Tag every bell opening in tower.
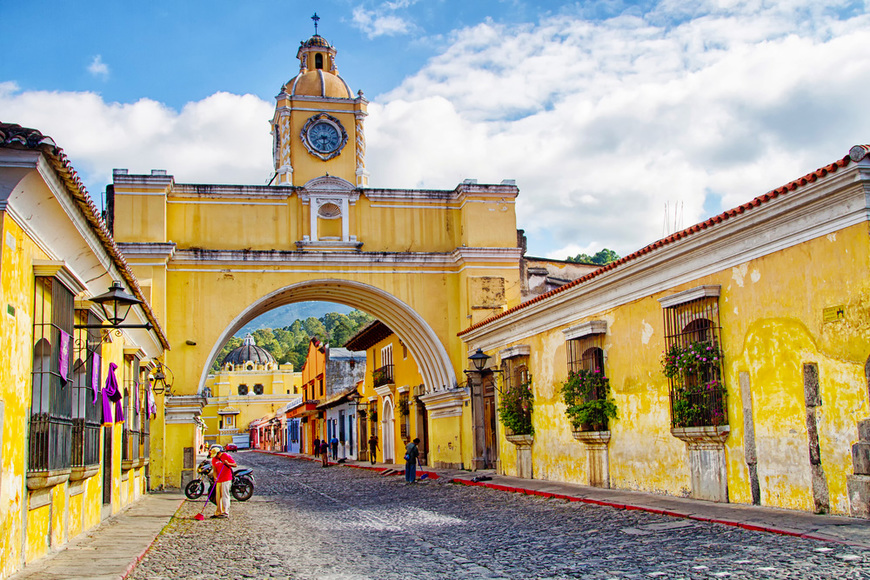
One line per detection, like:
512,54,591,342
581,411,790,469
315,53,323,69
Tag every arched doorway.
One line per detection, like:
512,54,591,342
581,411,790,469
382,398,395,463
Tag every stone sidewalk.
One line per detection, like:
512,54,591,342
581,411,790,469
11,452,870,579
9,492,184,580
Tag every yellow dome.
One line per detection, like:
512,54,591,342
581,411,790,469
285,70,353,99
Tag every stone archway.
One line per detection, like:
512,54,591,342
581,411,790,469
198,279,457,397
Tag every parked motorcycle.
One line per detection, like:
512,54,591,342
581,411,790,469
185,459,255,502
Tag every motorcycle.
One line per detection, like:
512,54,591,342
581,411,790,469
185,459,255,502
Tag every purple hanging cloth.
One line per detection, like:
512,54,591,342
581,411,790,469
102,362,124,425
134,381,140,415
91,352,101,404
58,329,71,382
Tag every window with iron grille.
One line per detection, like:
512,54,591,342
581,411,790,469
253,383,264,395
29,276,74,474
567,334,606,375
140,366,150,461
498,355,533,435
659,286,727,428
238,384,248,396
122,356,140,464
71,310,101,470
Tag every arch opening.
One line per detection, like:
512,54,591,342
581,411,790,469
198,280,457,399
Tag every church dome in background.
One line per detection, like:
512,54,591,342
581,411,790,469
221,334,276,367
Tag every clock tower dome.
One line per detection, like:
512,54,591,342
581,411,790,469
271,25,368,187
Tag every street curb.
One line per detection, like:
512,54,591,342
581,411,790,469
450,478,867,548
121,496,186,579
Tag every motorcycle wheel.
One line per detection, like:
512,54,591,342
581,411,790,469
184,479,204,500
231,478,254,501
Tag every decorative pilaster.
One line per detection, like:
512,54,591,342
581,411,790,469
505,434,534,479
671,425,730,502
572,430,611,488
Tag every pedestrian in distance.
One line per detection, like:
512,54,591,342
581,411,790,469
320,439,329,467
404,438,420,484
209,444,236,518
313,436,320,457
330,435,339,460
368,433,379,465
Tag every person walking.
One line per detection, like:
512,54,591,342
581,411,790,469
320,439,329,467
312,436,320,457
330,435,339,460
209,444,236,518
404,438,420,484
368,433,379,465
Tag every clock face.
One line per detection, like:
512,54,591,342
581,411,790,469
301,114,347,160
307,121,340,153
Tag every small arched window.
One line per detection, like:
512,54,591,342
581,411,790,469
238,384,249,396
253,384,264,395
315,53,323,69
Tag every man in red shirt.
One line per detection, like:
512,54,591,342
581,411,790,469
209,444,236,518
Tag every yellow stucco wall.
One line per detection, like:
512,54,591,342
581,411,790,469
0,214,43,575
486,221,870,514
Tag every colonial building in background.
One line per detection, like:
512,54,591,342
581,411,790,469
460,145,870,517
201,334,302,449
0,123,169,576
345,320,426,464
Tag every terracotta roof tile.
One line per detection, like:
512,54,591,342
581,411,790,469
458,145,868,337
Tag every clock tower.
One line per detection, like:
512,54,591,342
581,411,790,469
271,26,368,187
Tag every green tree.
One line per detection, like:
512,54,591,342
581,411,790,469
567,248,620,265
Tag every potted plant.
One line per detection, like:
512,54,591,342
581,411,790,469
661,340,726,428
398,398,410,416
560,369,617,431
498,377,534,436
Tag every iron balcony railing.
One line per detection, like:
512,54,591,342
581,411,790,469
372,365,394,388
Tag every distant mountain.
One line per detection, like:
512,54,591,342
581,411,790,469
236,302,354,336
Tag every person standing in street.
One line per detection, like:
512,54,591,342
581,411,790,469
320,439,329,467
404,438,420,484
312,436,320,457
330,435,339,460
209,444,236,518
368,433,379,465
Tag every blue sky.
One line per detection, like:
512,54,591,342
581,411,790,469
3,0,870,259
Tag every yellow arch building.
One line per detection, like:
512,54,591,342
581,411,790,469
109,32,523,487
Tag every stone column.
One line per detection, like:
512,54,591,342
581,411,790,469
468,371,486,471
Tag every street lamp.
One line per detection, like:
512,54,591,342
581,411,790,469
468,348,490,372
75,281,153,335
150,361,174,396
91,281,141,326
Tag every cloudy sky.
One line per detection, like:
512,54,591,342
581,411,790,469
2,0,869,259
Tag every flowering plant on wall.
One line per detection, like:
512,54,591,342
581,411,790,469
560,369,617,431
661,340,726,427
498,377,534,436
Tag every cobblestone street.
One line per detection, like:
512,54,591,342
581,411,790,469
128,452,870,579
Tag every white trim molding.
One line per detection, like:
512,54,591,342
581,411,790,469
498,345,530,360
562,320,608,341
658,285,721,309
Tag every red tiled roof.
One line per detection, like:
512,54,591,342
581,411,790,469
0,123,171,350
458,146,869,337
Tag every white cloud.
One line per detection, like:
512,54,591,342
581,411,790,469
352,6,415,39
88,55,109,79
0,87,273,197
365,1,870,257
4,1,870,260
